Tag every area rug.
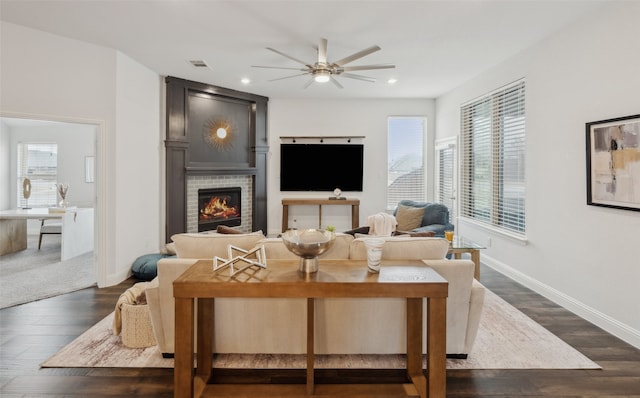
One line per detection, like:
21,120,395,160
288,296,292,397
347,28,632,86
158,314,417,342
41,289,600,370
0,234,96,308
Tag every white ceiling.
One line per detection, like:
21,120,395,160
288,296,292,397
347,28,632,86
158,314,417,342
0,0,608,99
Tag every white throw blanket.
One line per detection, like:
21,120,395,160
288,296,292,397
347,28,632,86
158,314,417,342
367,212,397,236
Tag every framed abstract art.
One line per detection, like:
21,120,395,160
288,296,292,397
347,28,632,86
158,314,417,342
586,114,640,211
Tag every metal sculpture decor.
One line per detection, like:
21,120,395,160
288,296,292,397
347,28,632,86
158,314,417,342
213,244,267,276
22,178,32,209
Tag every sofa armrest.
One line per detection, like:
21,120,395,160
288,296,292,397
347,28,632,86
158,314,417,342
145,278,164,350
412,222,455,238
423,259,475,354
412,224,446,236
147,258,198,354
464,279,486,354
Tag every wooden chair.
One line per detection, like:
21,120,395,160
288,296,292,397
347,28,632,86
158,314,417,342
38,219,62,249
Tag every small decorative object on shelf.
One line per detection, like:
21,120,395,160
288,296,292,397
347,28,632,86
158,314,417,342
213,244,267,277
329,187,345,200
56,183,69,208
281,229,335,273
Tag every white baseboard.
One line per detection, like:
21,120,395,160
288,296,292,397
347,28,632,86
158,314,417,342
101,267,132,288
482,254,640,350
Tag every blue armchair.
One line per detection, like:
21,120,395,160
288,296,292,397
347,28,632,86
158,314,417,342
393,200,454,237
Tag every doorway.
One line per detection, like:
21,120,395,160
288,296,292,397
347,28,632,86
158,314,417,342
0,115,104,300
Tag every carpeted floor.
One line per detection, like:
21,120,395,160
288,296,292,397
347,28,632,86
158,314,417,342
0,233,96,308
41,289,600,370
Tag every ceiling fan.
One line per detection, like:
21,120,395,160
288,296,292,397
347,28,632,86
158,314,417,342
253,38,395,88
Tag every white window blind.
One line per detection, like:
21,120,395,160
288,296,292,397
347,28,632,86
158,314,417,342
436,143,456,223
17,143,58,208
387,117,425,210
460,80,526,235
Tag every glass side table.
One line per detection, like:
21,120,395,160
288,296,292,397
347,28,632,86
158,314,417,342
447,237,485,280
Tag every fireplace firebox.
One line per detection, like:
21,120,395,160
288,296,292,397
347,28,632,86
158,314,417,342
198,187,241,232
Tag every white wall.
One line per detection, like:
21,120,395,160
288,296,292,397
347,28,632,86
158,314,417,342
112,53,162,284
435,2,640,348
267,98,435,236
0,22,162,286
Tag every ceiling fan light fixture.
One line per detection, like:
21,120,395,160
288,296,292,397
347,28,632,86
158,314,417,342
255,38,395,89
314,70,331,83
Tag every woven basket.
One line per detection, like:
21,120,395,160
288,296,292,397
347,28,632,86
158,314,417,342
121,303,157,348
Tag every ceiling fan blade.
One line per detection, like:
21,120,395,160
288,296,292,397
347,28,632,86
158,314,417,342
341,73,376,83
252,65,307,71
341,64,395,72
269,73,309,82
266,47,312,67
317,38,328,64
303,77,315,89
330,76,344,89
332,45,381,66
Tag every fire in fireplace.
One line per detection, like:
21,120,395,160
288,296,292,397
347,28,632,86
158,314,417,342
198,187,241,232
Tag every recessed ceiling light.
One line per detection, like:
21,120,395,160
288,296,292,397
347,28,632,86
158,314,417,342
189,59,209,68
387,78,398,84
241,78,251,84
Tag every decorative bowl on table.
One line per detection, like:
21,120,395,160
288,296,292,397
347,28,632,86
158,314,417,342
281,229,335,273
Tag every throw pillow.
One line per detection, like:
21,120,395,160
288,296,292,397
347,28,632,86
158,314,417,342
343,226,370,236
394,230,435,237
216,225,243,234
131,253,174,281
395,205,425,231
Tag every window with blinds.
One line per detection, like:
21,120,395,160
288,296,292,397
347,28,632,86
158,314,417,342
460,80,526,236
387,117,425,210
17,143,58,208
436,142,456,223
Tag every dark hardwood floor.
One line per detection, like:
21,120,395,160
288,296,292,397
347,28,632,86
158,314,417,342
1,264,639,397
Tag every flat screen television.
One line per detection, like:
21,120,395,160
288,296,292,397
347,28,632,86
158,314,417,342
280,144,364,191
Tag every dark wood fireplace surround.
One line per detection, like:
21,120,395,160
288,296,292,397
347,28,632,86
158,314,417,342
165,77,268,241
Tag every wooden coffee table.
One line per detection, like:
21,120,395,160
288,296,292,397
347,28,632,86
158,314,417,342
173,259,448,398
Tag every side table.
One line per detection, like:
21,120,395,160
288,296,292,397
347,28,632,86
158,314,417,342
448,236,485,280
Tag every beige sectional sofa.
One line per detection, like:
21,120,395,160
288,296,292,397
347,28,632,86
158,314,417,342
146,232,485,358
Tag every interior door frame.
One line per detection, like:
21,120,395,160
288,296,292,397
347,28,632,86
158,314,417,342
435,136,458,231
1,111,107,287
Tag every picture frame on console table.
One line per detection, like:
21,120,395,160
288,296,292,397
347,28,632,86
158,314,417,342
586,114,640,211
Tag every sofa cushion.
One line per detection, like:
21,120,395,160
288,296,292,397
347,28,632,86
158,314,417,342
171,231,264,258
258,233,354,260
349,236,449,260
395,205,425,231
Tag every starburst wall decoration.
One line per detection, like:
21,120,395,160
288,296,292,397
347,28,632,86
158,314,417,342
203,119,234,151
